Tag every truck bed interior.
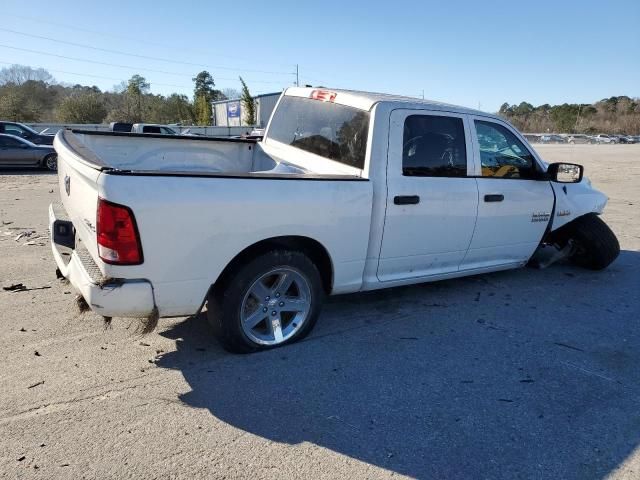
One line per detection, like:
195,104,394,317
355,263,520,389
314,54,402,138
60,129,292,174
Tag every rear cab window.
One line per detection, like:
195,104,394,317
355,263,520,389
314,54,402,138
266,95,370,170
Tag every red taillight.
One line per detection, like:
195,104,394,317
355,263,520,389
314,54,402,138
96,198,143,265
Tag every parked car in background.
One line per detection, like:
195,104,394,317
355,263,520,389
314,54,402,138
540,134,566,144
0,121,55,145
109,122,134,133
592,134,616,144
0,134,57,170
109,122,178,134
617,135,636,144
131,123,179,135
566,134,591,144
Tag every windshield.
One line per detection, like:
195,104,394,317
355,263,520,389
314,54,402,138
267,96,370,169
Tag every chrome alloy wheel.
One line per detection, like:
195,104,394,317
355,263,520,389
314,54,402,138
240,267,312,346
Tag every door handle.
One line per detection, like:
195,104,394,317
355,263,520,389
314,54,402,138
484,194,504,202
394,195,420,205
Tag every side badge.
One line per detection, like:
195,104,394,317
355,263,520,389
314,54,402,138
64,175,71,196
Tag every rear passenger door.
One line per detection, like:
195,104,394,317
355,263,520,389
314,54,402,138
377,110,479,282
461,117,554,269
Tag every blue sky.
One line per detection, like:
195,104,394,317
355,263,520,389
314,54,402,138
1,0,638,112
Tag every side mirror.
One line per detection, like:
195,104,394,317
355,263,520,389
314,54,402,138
547,162,583,183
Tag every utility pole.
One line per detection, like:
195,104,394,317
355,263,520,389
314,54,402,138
421,89,424,100
295,64,299,87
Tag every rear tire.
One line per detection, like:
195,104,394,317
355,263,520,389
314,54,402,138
207,250,325,354
569,214,620,270
43,154,57,171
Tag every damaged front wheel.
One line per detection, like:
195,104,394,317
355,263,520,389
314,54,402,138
568,213,620,270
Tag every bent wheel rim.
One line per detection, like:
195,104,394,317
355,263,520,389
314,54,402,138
240,267,312,346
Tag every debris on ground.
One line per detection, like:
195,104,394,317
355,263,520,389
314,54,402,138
75,295,90,313
137,306,159,335
27,381,44,389
34,351,41,357
23,240,47,247
3,284,51,293
139,341,151,347
14,230,36,242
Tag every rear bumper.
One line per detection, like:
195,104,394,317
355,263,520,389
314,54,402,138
49,203,156,318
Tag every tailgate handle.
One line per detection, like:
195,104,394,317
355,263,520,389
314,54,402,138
484,194,504,202
394,195,420,205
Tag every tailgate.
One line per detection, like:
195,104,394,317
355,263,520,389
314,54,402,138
53,131,103,262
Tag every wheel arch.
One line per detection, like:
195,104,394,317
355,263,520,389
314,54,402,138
544,212,598,245
211,235,334,297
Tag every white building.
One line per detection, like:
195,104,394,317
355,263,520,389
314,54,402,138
212,92,282,127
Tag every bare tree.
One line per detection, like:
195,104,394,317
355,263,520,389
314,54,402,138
0,64,54,86
221,88,241,100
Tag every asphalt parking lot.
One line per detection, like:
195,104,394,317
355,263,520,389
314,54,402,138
1,144,639,479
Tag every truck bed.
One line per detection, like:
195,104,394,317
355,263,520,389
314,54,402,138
51,128,372,318
58,129,277,174
57,129,364,180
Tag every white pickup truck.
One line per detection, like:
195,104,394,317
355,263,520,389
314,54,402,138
50,87,619,353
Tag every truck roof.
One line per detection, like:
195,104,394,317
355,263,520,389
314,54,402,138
284,87,493,118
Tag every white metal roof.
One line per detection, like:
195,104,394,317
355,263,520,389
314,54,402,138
284,87,493,118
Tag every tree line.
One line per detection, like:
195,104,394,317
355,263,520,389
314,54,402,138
0,64,257,126
2,64,637,133
498,97,640,135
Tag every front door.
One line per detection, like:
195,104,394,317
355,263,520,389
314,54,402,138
461,117,554,270
377,110,479,282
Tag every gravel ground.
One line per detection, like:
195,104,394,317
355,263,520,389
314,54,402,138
0,145,639,479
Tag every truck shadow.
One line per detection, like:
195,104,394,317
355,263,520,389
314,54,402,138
156,250,640,479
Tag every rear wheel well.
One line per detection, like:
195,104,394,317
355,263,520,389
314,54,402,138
212,236,333,296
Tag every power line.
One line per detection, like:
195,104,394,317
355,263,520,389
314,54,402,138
0,61,274,95
3,13,296,70
0,60,189,89
0,44,290,85
0,27,294,76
